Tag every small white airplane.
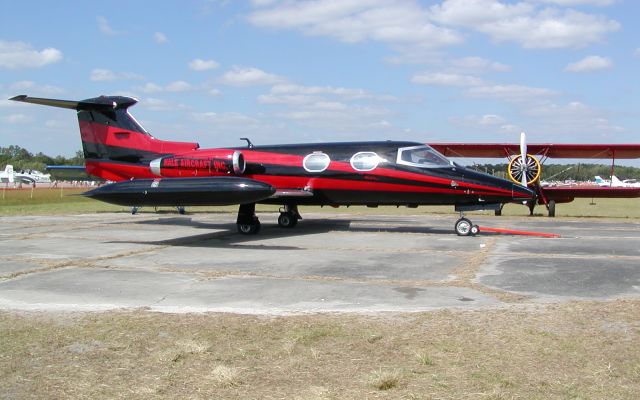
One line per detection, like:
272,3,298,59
0,165,52,185
611,175,640,188
0,165,15,184
594,176,611,187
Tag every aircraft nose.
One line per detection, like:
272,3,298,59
512,183,536,200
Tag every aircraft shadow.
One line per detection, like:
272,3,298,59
105,216,456,249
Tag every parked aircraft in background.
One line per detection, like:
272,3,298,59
611,176,640,188
594,176,611,187
10,94,536,236
0,165,51,185
14,169,51,184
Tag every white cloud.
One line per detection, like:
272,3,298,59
430,0,533,27
466,84,558,101
3,113,32,124
189,58,220,71
97,16,117,36
9,81,63,95
248,0,462,48
137,81,194,93
219,66,284,86
537,0,616,6
90,68,144,82
450,56,510,73
524,101,624,133
430,1,619,49
154,32,168,44
564,55,612,72
141,98,173,112
191,111,261,127
411,72,484,87
166,81,193,92
0,40,63,69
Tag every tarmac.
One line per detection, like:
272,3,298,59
0,211,638,314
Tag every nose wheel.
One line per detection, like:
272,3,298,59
455,217,480,236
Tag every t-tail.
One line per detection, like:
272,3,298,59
9,95,199,181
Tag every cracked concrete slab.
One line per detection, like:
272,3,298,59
0,212,638,314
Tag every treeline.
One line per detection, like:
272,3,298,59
472,163,640,181
0,145,84,172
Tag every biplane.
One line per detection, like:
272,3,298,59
431,138,640,216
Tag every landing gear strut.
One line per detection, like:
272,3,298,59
237,203,260,235
278,204,301,228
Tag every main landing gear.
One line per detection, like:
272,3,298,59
277,205,301,229
236,204,303,235
236,203,261,235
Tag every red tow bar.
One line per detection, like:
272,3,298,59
478,226,561,238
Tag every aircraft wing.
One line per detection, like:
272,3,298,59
429,143,640,159
541,186,640,201
45,165,101,181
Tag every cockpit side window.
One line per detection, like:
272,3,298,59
396,145,450,168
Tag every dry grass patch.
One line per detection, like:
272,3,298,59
209,364,242,388
369,368,402,390
1,300,639,399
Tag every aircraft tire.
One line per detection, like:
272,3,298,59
470,225,480,236
455,218,473,236
177,206,186,215
237,219,261,235
131,207,138,215
278,212,298,228
548,200,556,218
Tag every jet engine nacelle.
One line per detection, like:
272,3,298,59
150,150,245,177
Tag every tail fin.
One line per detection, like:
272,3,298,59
611,175,624,187
9,95,199,181
4,165,14,183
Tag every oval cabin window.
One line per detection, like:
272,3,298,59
303,152,330,173
350,152,381,172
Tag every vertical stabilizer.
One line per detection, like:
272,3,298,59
9,95,199,181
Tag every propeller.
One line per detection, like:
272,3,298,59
507,131,541,187
519,131,528,187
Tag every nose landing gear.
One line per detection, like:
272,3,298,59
454,215,480,236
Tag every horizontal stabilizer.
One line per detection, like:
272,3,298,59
10,95,138,111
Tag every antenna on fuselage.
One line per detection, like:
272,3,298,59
240,137,254,149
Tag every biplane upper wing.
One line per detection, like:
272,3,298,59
429,143,640,159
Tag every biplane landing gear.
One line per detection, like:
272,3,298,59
454,215,480,237
176,206,186,215
278,205,301,229
237,203,260,235
547,200,556,218
131,206,138,215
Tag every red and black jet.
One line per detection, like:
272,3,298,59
10,95,535,236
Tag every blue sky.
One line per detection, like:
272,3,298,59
1,0,638,165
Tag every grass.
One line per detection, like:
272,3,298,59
1,300,639,399
1,187,639,218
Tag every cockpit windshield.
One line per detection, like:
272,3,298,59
396,145,451,168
